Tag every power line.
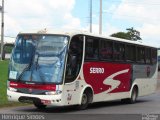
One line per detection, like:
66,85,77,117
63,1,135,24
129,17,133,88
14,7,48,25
99,0,102,34
0,0,4,60
89,0,92,33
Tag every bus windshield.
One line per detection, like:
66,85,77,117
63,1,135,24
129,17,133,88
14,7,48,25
9,34,69,84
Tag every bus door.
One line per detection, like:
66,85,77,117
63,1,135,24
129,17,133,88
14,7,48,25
63,35,84,105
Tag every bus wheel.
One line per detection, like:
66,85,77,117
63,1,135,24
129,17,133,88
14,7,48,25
122,87,138,104
129,87,138,104
78,91,89,110
33,102,46,110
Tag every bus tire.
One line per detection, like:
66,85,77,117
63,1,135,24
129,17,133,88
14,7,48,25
33,102,46,110
129,86,138,104
122,86,138,104
77,91,90,110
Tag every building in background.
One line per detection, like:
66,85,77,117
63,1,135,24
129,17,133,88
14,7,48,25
0,36,15,59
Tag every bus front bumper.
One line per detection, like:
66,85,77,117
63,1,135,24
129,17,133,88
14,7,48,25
7,90,64,106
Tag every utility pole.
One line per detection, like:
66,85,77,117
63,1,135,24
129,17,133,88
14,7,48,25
99,0,102,35
0,0,4,60
90,0,92,33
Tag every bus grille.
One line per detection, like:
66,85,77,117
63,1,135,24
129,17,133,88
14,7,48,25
18,96,41,103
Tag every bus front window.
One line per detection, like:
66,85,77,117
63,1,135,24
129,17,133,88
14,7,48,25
9,35,36,78
9,35,68,84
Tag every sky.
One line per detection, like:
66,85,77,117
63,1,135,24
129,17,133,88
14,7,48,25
1,0,160,47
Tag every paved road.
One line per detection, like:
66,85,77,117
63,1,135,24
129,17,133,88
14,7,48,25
0,89,160,114
0,91,160,120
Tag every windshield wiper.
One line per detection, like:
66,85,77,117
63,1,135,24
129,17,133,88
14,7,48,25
16,59,33,82
35,53,39,70
16,47,36,82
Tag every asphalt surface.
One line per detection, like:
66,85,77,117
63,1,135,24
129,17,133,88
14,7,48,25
1,96,160,120
0,73,160,120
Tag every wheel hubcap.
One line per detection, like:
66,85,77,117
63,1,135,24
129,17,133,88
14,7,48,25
132,90,137,101
82,94,87,105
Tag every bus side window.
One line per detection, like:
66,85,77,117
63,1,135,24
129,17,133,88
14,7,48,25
151,48,157,64
99,40,113,60
146,48,151,64
126,45,136,62
85,37,99,60
114,42,125,61
137,46,145,63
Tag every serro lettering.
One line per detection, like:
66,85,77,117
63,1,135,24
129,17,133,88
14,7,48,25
90,67,104,74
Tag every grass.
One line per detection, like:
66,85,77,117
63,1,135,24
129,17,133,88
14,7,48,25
0,60,27,108
0,60,9,106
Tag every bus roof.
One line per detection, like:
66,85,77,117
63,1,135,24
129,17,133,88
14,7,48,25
19,29,157,48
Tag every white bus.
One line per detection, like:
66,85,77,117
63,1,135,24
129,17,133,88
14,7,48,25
7,30,158,109
158,48,160,70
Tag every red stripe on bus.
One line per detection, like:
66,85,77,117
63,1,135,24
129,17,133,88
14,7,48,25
9,81,56,91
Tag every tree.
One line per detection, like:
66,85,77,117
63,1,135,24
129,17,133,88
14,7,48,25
110,27,142,41
126,27,142,41
110,32,130,40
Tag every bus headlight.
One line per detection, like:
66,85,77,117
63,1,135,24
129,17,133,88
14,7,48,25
45,90,62,95
8,87,17,92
